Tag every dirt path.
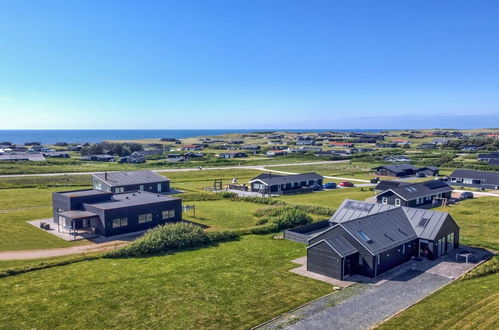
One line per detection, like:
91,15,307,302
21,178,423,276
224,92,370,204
0,241,129,260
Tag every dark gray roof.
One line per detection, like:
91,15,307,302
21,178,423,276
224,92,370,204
381,180,452,201
323,236,358,257
87,191,178,210
488,159,499,166
249,172,323,186
339,208,418,255
420,166,439,171
0,152,46,161
93,170,169,187
327,199,453,243
374,180,409,191
58,189,112,198
373,164,418,174
478,152,499,159
449,169,499,186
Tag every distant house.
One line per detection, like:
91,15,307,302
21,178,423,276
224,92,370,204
296,140,315,146
417,143,437,149
181,145,203,151
92,170,170,194
43,151,70,158
375,142,398,148
315,150,350,157
373,164,419,177
0,152,46,162
488,159,499,166
392,140,411,145
81,155,115,162
240,144,261,151
249,172,323,195
431,139,449,145
447,169,499,189
418,166,440,176
375,180,452,208
330,142,354,148
266,150,287,157
383,155,411,162
460,145,479,152
119,152,146,164
216,152,248,159
306,200,460,280
478,152,499,162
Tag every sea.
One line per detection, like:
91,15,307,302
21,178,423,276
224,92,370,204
0,129,385,145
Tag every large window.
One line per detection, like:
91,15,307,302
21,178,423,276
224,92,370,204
157,183,162,193
115,187,124,193
112,217,128,228
162,210,175,220
138,213,153,223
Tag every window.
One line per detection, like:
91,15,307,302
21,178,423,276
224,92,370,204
377,255,381,265
139,185,144,191
356,230,373,243
138,213,153,223
112,217,128,228
115,187,124,193
395,198,401,206
157,183,162,193
382,197,388,204
94,180,103,191
402,244,406,254
162,210,175,220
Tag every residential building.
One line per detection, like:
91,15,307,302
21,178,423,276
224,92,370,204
92,170,170,194
306,200,460,280
249,172,323,195
447,169,499,189
373,164,419,177
375,180,453,208
478,152,499,162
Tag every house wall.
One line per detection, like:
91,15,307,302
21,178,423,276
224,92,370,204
307,242,344,280
94,178,170,194
376,191,452,208
84,199,182,236
52,191,113,225
309,226,375,277
375,240,418,275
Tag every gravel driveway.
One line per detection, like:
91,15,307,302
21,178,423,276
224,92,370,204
261,270,451,330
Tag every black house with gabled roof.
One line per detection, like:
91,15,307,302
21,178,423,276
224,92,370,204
448,169,499,189
306,200,459,280
375,180,453,208
249,172,323,195
92,170,170,194
373,164,419,177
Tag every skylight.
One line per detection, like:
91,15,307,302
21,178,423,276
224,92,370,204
417,217,430,228
356,230,373,243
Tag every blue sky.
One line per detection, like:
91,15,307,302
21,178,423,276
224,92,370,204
0,0,498,129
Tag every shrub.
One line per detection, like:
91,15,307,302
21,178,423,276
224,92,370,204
462,256,499,280
205,230,240,243
217,191,238,199
272,208,313,230
106,223,209,258
181,192,222,202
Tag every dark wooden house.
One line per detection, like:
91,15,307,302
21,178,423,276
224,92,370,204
306,200,460,280
249,172,323,195
92,170,170,194
375,180,453,208
373,164,419,177
448,169,499,189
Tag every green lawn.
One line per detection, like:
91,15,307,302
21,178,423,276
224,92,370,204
182,200,272,230
277,188,374,208
0,235,331,329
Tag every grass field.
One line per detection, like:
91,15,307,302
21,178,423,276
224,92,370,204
0,235,331,329
378,197,499,329
182,200,272,230
269,161,383,181
278,188,374,208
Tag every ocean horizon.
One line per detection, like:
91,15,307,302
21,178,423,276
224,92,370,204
0,129,386,145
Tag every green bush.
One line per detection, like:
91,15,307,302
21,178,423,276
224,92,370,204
106,222,239,258
217,191,238,199
462,256,499,280
181,192,222,202
272,208,313,230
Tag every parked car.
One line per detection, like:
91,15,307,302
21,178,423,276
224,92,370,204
339,181,354,187
311,184,323,191
416,172,426,178
323,182,337,189
460,191,474,199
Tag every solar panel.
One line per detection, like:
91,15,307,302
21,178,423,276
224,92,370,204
424,180,448,189
344,201,374,212
417,217,430,227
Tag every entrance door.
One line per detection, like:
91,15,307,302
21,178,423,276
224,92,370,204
344,258,351,278
419,240,429,257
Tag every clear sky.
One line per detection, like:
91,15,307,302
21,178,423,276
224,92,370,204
1,0,499,129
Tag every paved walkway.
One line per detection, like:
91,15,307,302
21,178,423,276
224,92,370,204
271,271,450,330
